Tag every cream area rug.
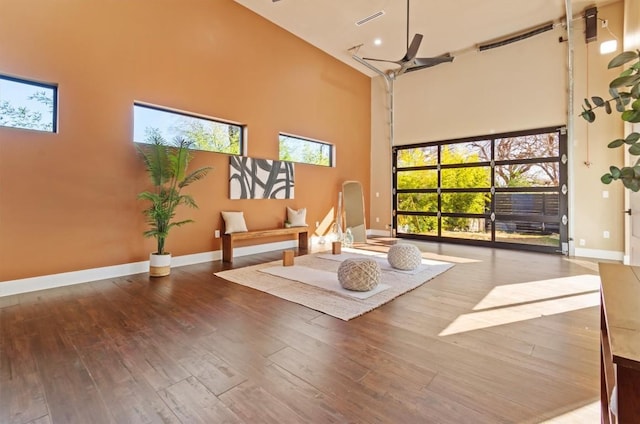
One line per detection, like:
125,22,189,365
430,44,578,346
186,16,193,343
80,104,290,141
214,248,454,321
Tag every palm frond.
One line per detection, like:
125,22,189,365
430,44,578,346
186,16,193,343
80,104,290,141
179,194,198,208
167,219,195,230
179,166,212,188
137,134,172,187
171,137,192,183
137,132,212,254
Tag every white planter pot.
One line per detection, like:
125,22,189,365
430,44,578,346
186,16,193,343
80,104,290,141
149,253,171,277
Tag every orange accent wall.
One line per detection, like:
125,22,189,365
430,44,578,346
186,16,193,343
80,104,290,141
0,0,371,281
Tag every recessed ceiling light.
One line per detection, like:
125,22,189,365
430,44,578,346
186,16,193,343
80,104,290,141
374,38,382,46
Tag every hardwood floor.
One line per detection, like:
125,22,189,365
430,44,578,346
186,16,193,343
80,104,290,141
0,241,602,423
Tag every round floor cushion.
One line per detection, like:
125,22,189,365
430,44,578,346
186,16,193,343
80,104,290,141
337,258,381,291
387,243,422,270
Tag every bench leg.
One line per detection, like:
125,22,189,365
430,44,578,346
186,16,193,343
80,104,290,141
222,235,233,263
298,231,309,250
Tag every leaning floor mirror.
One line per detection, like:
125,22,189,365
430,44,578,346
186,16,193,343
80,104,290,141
342,180,367,243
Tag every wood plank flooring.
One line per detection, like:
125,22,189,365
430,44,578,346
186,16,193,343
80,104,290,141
0,241,602,423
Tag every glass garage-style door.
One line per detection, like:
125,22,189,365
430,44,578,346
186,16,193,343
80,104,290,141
393,126,568,254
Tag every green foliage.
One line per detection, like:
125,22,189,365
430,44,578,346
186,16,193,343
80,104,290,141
181,119,241,154
580,50,640,191
137,135,212,254
279,135,331,166
301,142,330,166
397,147,490,234
141,116,241,155
0,90,53,131
279,140,294,161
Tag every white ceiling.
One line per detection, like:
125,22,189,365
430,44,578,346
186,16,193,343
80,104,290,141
234,0,614,76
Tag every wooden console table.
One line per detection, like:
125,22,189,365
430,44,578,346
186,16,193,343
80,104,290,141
599,263,640,423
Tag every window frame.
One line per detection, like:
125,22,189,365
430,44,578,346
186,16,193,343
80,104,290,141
133,102,244,155
0,74,58,133
278,132,334,167
393,126,568,254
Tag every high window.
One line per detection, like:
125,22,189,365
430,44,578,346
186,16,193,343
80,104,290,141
0,75,57,132
279,133,333,166
393,126,568,253
134,103,243,155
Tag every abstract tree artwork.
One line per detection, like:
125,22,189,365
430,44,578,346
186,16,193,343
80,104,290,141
229,156,294,199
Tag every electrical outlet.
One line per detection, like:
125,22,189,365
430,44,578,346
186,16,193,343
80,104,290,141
603,230,610,239
579,238,586,246
214,230,220,238
601,19,608,28
375,217,380,223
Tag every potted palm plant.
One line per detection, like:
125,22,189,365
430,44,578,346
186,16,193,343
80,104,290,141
138,134,212,276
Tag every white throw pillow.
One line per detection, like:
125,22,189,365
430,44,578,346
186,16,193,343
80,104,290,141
221,211,248,234
287,207,307,227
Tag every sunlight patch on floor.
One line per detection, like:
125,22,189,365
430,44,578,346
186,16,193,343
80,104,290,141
398,240,481,264
562,257,601,273
473,274,601,310
419,252,481,264
539,400,600,423
360,238,482,263
439,275,601,336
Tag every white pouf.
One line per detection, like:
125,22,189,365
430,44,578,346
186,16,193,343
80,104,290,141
387,243,422,270
338,258,381,291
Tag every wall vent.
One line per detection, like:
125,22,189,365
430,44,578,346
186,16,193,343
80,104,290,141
356,10,385,26
478,22,554,51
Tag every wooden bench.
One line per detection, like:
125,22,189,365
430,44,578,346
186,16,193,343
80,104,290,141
222,226,309,263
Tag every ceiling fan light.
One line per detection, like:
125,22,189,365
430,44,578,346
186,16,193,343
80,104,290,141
374,38,382,46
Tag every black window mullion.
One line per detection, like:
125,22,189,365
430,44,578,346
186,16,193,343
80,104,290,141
437,145,442,237
558,128,569,253
392,126,567,254
392,148,398,235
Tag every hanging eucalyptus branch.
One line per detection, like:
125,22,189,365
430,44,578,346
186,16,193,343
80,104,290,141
581,50,640,191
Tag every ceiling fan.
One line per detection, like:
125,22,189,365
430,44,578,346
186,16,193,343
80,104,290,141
363,0,454,75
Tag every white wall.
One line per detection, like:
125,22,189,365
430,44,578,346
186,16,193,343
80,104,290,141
572,2,625,258
393,29,566,143
623,0,640,262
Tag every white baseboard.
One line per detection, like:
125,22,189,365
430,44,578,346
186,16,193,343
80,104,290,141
5,240,619,298
573,248,624,262
1,260,149,298
170,251,221,267
0,250,221,298
373,231,621,262
0,240,308,298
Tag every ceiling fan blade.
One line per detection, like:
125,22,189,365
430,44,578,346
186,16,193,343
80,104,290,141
401,33,423,62
412,54,454,67
362,57,402,65
360,0,453,76
403,54,454,73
